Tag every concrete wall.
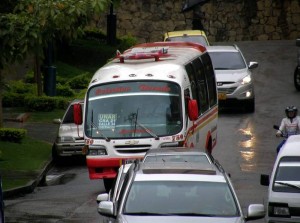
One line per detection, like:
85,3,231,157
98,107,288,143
91,0,300,43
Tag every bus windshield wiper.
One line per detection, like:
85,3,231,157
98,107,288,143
135,120,159,140
275,181,300,191
90,110,110,142
132,109,159,140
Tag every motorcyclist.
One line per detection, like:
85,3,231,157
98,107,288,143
276,105,300,153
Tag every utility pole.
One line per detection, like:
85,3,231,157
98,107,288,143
107,1,117,45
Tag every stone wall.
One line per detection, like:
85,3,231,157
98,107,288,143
92,0,300,43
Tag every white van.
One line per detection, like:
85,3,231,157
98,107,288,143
261,135,300,222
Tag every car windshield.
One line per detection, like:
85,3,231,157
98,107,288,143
208,51,246,70
85,81,182,139
166,36,208,46
273,156,300,193
124,180,239,217
144,154,210,163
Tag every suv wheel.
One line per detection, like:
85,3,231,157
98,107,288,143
245,99,255,113
52,145,61,163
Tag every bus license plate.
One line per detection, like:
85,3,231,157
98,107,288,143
218,93,227,100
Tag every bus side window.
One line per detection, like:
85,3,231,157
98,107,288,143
202,53,217,107
192,58,209,114
185,63,198,103
184,89,191,123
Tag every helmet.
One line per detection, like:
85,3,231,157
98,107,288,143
285,105,298,119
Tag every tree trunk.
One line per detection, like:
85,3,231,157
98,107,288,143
34,54,43,96
0,70,4,128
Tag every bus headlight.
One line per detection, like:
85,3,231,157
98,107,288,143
88,146,107,156
160,141,185,147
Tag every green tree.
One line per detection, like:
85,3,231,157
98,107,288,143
0,0,110,127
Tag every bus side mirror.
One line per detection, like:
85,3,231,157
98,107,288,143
73,103,83,125
188,99,199,121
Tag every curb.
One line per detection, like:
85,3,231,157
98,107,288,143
3,158,54,199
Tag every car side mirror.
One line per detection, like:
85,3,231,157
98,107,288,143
249,61,258,69
53,118,62,124
73,103,83,125
98,201,114,217
97,193,109,204
260,174,270,186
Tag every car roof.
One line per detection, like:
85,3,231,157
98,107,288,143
70,98,84,105
134,162,226,182
278,135,300,157
206,45,239,52
164,30,207,38
144,147,209,156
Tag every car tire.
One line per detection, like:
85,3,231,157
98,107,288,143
245,98,255,113
103,178,114,193
52,144,61,164
294,66,300,91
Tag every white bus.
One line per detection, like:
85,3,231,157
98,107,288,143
74,42,218,190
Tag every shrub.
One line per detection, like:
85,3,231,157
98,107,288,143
55,97,71,109
24,96,56,112
6,80,36,94
56,76,68,85
67,73,90,89
2,92,26,107
56,84,75,97
76,89,87,99
117,34,138,52
24,71,35,83
0,128,27,143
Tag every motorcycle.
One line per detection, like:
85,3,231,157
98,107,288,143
294,39,300,91
273,125,288,154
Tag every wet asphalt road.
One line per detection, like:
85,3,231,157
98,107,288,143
3,40,300,223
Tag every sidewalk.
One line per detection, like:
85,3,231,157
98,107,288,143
2,112,57,199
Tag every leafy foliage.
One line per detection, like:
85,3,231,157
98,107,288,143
56,84,75,97
0,128,27,143
24,96,57,111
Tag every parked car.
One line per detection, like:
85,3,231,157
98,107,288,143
142,147,213,164
0,176,4,223
163,30,210,46
261,135,300,222
52,99,84,162
98,161,265,222
207,45,258,112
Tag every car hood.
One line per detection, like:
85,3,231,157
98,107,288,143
214,69,250,82
120,215,243,223
58,124,84,138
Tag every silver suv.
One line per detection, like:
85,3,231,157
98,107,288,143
98,161,265,223
52,99,84,162
207,45,258,112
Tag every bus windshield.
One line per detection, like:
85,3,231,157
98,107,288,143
85,81,182,139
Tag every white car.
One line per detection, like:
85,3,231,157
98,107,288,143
143,147,213,164
52,99,84,162
261,135,300,222
98,161,265,223
207,45,258,112
97,163,132,203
